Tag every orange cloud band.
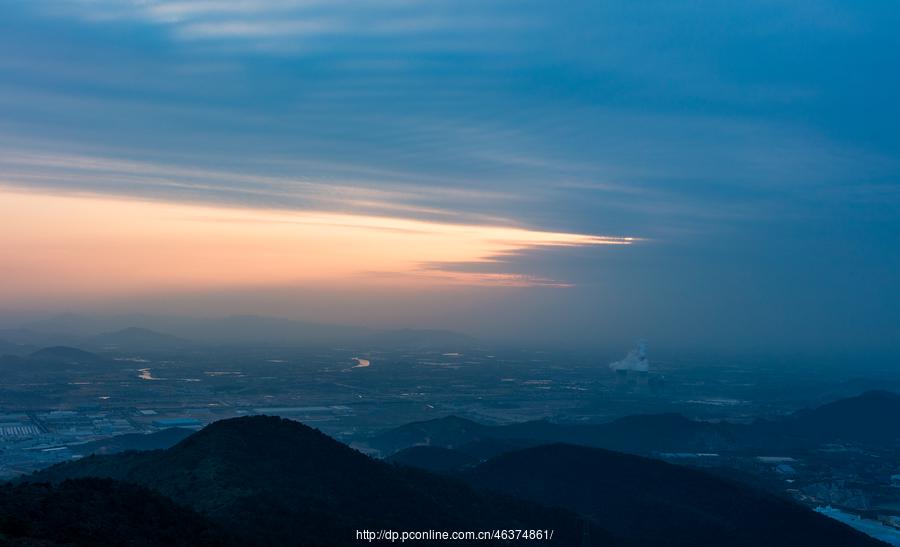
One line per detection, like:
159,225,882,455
0,186,636,304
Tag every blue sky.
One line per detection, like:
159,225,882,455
1,1,898,353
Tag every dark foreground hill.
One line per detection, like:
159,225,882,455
30,416,596,546
0,478,230,546
463,443,883,547
23,416,884,547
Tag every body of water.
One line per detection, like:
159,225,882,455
816,506,900,546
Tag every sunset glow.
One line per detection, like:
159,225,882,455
0,187,634,305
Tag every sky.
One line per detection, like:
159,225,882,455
0,0,898,353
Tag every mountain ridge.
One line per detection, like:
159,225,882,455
369,390,900,456
463,443,885,547
26,415,886,546
17,313,478,349
30,416,595,546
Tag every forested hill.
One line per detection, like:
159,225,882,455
15,415,886,547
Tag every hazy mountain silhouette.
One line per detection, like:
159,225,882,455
0,347,109,389
28,346,106,365
23,312,126,337
373,415,489,452
18,313,476,349
780,390,900,444
369,413,731,456
87,326,192,351
370,391,900,456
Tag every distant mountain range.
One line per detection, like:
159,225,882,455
29,345,108,364
370,390,900,457
0,313,477,351
1,345,107,368
0,346,114,407
17,415,883,547
0,346,111,383
88,327,192,351
781,389,900,444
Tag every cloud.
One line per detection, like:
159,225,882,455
41,0,534,53
0,186,636,306
0,146,523,224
